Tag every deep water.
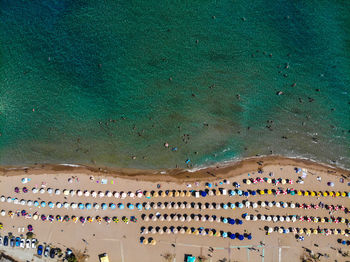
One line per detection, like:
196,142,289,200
0,0,349,169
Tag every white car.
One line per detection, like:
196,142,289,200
25,239,31,249
31,238,37,249
20,238,25,248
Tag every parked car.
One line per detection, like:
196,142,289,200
0,236,3,246
15,237,20,247
37,245,43,256
49,248,56,259
10,237,15,247
3,236,8,246
25,239,31,248
20,238,25,248
31,238,37,249
44,246,50,257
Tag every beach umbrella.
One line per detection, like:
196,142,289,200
245,201,251,208
136,203,143,210
245,215,250,221
260,215,266,221
32,188,38,194
179,191,185,198
268,202,273,208
14,187,20,193
20,199,26,205
77,190,82,196
290,203,295,209
56,202,62,208
86,203,92,210
41,201,47,208
229,190,236,196
252,203,258,209
238,219,243,225
160,191,166,198
33,200,38,207
145,192,151,198
229,218,236,225
55,189,61,195
27,200,34,207
0,210,5,216
27,225,33,231
201,191,207,197
48,215,54,222
80,216,86,224
70,190,76,196
91,191,97,198
222,232,228,238
64,215,70,222
94,203,100,210
222,218,228,224
21,210,27,216
87,216,93,223
99,191,105,198
46,188,53,194
166,228,172,234
56,215,62,221
261,202,266,208
238,203,244,209
180,203,185,209
279,216,285,222
237,190,242,196
266,216,272,222
153,191,159,198
118,203,125,210
230,203,236,209
238,234,244,241
114,192,120,198
106,191,113,198
244,192,249,197
275,202,280,208
152,203,158,209
101,203,108,210
327,182,334,187
286,217,291,222
128,204,135,210
251,191,257,196
41,215,47,221
223,203,228,210
63,189,69,196
186,191,192,197
291,216,297,222
78,203,84,210
253,215,258,221
39,188,45,194
48,202,54,208
13,198,19,204
84,191,90,197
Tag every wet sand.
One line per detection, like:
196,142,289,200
0,157,349,262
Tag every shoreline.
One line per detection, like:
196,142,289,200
0,155,349,183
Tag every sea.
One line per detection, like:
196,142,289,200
0,0,349,170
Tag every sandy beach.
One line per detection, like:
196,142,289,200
0,156,349,262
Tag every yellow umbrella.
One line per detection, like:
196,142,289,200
143,239,148,245
297,191,302,196
323,192,328,197
306,229,311,235
321,218,325,223
341,192,346,197
335,192,340,197
168,191,173,197
334,230,338,235
329,191,334,197
341,218,346,223
216,231,221,237
215,190,221,196
193,230,199,235
341,230,345,235
313,217,318,223
0,223,3,230
317,191,322,196
180,191,185,197
151,239,157,245
267,178,272,184
310,191,316,197
259,190,265,195
208,231,214,237
299,229,304,234
304,191,309,196
267,189,272,195
246,180,251,185
153,191,159,198
186,191,191,197
145,192,151,198
161,191,166,197
186,228,192,234
313,229,318,235
174,191,180,197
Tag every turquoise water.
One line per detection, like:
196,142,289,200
0,1,349,169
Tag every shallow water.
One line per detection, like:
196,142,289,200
0,1,349,169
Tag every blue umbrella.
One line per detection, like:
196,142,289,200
136,203,142,210
101,203,107,210
86,203,92,210
247,234,252,240
230,203,236,209
40,201,46,207
222,218,228,223
238,203,244,208
34,201,39,207
238,234,244,241
223,204,228,210
128,204,134,210
206,183,212,188
238,219,243,225
341,240,347,245
229,190,236,196
48,202,54,208
251,191,256,196
229,218,235,225
234,182,240,188
119,204,125,210
244,192,249,197
222,232,228,238
110,203,116,210
230,233,236,239
78,203,84,210
201,191,207,197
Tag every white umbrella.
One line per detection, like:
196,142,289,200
91,191,97,198
275,202,280,208
252,203,258,209
153,203,158,210
137,192,143,198
84,191,90,197
245,201,251,208
106,191,112,198
71,203,77,209
180,203,186,209
216,217,221,223
144,216,149,222
180,216,185,222
201,204,206,210
268,227,273,233
215,204,221,210
253,215,258,221
268,202,273,207
159,215,165,221
208,217,214,222
167,203,172,209
166,215,172,222
291,216,297,222
151,228,157,234
180,228,185,234
201,216,207,222
0,196,5,202
152,216,157,221
160,204,165,209
173,203,179,209
99,192,105,198
7,197,12,203
173,216,178,221
47,188,53,194
186,203,191,209
56,202,62,208
114,192,120,198
129,192,135,198
261,202,266,207
245,215,251,221
260,215,266,221
27,200,33,206
159,229,164,234
173,228,179,234
285,217,291,222
186,216,192,222
63,202,69,208
145,203,151,210
208,204,213,210
194,204,199,210
121,192,127,199
55,189,61,195
290,203,295,209
77,190,83,197
143,228,149,234
194,216,199,221
273,216,278,222
40,188,45,194
166,229,171,234
266,216,272,222
32,188,38,194
0,210,5,216
13,198,18,204
279,216,285,222
94,203,100,210
209,191,214,196
70,190,76,196
20,200,26,205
